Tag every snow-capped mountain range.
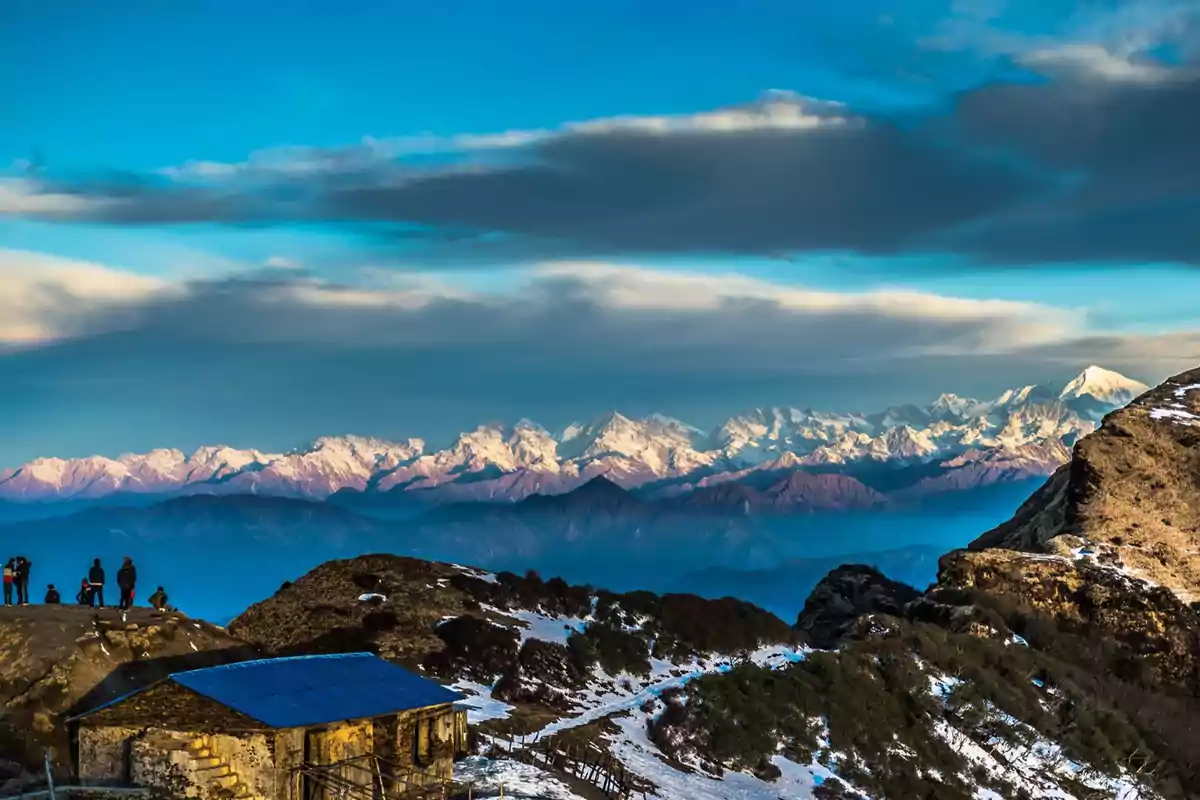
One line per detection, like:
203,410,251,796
0,366,1149,506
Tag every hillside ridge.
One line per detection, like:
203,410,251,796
973,365,1200,602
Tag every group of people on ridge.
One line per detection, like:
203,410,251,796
1,556,32,606
4,555,169,611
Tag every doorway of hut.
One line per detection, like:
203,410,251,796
302,727,330,800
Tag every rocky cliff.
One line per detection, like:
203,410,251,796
973,366,1200,602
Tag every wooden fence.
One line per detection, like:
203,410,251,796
488,732,642,800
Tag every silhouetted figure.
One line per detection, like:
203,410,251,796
148,586,169,611
14,557,31,606
76,578,91,605
44,585,60,604
2,559,13,607
88,559,106,608
117,556,137,610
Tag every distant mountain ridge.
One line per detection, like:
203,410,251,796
0,366,1149,509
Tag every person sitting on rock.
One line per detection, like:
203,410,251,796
148,586,169,611
44,584,61,604
76,578,91,605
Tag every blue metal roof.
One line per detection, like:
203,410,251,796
166,653,464,729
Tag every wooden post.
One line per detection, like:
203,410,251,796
43,750,57,800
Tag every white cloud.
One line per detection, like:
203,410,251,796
0,179,114,216
561,91,855,136
0,249,1084,358
0,249,169,345
531,261,1079,351
2,251,1195,440
925,0,1196,84
153,92,856,183
1020,43,1183,83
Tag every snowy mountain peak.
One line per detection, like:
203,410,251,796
1059,365,1149,406
0,365,1147,505
993,384,1056,408
929,393,978,419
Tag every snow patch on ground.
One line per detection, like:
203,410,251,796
927,673,1159,799
606,709,839,800
930,674,963,700
454,756,587,799
507,609,588,645
934,719,1158,800
522,644,807,742
451,679,515,724
1148,383,1200,426
1070,544,1159,587
451,563,499,583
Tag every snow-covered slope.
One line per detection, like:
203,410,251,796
0,367,1143,505
221,551,1190,800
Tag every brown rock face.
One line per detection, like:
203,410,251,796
0,606,254,785
794,564,921,649
935,549,1200,689
972,366,1200,602
227,554,487,665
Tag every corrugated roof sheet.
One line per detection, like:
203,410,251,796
165,653,464,728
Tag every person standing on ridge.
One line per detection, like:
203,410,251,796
88,558,106,608
14,557,31,606
44,585,61,604
2,559,14,607
117,556,137,610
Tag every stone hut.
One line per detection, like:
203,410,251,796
70,653,468,800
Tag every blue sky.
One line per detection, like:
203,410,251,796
2,0,1199,464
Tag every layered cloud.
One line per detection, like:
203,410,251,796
5,2,1200,268
5,248,1196,462
6,46,1200,266
0,249,1076,354
0,249,168,346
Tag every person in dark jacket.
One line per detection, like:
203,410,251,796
44,585,61,604
117,556,137,610
148,586,168,610
2,559,13,607
88,559,105,607
76,578,91,605
14,557,31,606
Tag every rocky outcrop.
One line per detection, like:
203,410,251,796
973,366,1200,602
0,606,254,788
227,554,484,665
794,564,921,649
931,548,1200,688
